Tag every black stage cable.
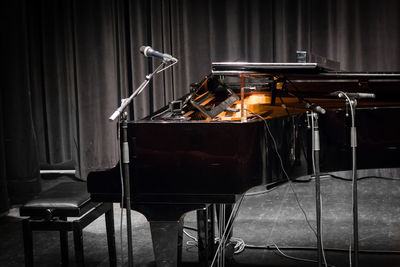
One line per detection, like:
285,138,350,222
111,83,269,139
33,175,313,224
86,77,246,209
271,242,336,267
244,184,281,196
244,109,399,266
183,225,400,256
247,111,324,265
295,174,400,183
245,244,400,255
325,174,400,182
243,173,400,198
184,227,338,266
183,225,197,232
250,111,317,237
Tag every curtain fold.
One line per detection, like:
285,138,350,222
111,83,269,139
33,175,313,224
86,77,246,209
29,0,75,166
2,0,400,207
3,0,42,204
0,86,9,213
72,0,120,179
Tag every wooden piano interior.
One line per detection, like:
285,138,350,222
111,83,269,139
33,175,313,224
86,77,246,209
181,73,400,122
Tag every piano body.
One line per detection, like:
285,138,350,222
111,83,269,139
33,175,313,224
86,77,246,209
88,63,400,266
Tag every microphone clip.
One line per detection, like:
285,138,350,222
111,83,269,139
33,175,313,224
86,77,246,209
306,102,326,115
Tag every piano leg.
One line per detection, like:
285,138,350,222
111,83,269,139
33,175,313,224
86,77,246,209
149,219,183,267
134,203,206,267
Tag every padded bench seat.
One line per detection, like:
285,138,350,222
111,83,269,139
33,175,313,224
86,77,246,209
20,182,116,267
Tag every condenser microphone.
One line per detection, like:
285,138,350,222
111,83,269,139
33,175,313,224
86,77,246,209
306,102,326,114
330,91,376,99
140,46,177,62
314,105,326,114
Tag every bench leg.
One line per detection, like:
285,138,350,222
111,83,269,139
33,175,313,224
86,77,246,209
22,219,34,267
73,221,84,267
59,217,69,267
105,205,117,267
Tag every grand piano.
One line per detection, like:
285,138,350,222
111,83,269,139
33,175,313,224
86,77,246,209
88,62,400,266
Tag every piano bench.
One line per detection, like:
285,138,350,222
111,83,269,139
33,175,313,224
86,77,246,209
19,182,117,267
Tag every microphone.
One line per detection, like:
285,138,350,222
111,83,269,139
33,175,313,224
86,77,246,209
306,102,326,114
330,91,376,99
314,106,326,114
140,46,177,62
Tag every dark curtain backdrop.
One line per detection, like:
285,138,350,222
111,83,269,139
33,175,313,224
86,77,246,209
2,0,400,210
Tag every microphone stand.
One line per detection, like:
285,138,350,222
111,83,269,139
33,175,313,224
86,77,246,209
109,61,167,267
331,91,373,267
308,108,325,267
347,96,359,267
120,112,134,267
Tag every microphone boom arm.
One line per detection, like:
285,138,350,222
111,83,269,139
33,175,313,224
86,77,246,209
109,61,166,121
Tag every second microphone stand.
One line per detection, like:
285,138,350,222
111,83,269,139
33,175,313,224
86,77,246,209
309,108,325,267
347,96,359,267
333,91,368,267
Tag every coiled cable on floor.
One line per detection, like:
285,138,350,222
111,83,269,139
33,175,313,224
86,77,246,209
183,227,245,254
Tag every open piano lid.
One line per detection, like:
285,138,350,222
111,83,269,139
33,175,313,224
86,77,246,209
211,62,400,99
212,62,328,74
